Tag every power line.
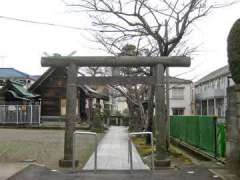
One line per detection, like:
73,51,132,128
0,15,98,31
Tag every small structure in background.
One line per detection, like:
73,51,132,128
142,76,194,116
0,68,36,89
111,96,128,115
168,77,194,115
0,80,41,124
194,65,234,122
0,80,40,104
29,68,109,123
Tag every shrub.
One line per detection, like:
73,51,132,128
228,18,240,84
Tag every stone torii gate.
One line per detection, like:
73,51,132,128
41,56,190,167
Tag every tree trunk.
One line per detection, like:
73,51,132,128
127,100,143,131
146,84,155,144
146,67,155,144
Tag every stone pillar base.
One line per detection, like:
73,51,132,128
154,159,171,167
59,159,79,168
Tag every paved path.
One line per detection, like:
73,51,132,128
83,126,149,170
0,163,28,180
8,164,222,180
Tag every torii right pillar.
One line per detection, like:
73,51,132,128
154,63,170,166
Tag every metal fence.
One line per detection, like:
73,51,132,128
72,131,98,172
0,105,41,124
129,132,154,170
170,115,226,158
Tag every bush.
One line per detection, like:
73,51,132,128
228,18,240,84
91,111,104,133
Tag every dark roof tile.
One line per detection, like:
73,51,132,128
0,68,29,78
195,65,230,86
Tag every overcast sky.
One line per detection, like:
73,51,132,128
0,0,239,82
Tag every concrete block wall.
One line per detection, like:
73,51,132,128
226,85,240,175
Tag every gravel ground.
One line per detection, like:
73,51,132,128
0,129,103,171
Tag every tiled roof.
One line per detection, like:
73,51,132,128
168,76,192,84
195,65,230,86
11,80,37,98
29,68,110,100
0,68,29,78
0,80,39,100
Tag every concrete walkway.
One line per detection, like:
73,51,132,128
0,163,28,180
8,164,223,180
83,126,149,170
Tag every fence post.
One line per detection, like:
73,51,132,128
4,105,6,124
16,105,18,124
151,133,154,170
30,105,33,124
94,135,98,172
128,137,133,171
129,132,154,170
72,133,76,171
214,117,217,158
39,103,41,124
72,131,98,172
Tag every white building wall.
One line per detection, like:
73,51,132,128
195,73,235,120
114,97,128,113
169,83,193,115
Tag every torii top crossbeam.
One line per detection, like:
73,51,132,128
41,56,190,67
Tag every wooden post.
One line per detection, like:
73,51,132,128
89,98,93,124
59,63,78,167
154,64,170,166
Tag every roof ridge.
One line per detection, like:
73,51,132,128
28,67,56,91
196,65,229,85
0,67,30,77
11,68,30,77
8,79,25,86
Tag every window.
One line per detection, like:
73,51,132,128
172,108,185,115
172,87,184,99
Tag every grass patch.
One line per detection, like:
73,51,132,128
169,145,192,165
0,129,103,171
132,136,153,157
132,136,192,166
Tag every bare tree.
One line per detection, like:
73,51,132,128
103,44,149,131
64,0,237,56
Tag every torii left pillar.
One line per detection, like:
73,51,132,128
59,63,79,167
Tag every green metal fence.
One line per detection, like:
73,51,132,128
170,116,226,158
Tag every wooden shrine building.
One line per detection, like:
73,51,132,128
29,68,109,121
0,80,40,105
